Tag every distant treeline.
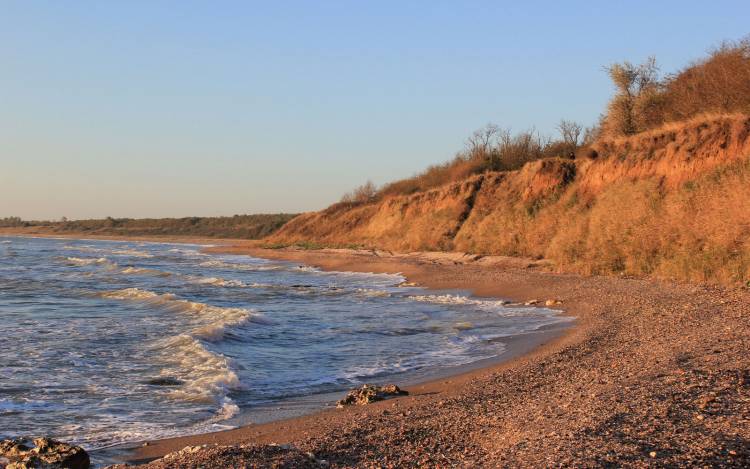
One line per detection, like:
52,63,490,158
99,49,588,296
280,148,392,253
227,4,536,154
0,214,298,239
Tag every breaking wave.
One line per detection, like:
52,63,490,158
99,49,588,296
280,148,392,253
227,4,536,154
64,256,116,268
187,276,247,288
100,288,262,405
120,266,171,277
198,259,281,271
101,288,256,340
111,249,154,258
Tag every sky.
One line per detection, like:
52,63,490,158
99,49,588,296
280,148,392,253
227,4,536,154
2,1,749,220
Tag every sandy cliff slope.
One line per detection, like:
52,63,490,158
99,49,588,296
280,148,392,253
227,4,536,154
269,115,750,284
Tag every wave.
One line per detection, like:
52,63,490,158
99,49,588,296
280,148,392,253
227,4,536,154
111,249,154,258
114,263,251,288
168,248,207,256
100,288,257,339
187,276,246,288
64,257,116,269
64,245,155,257
154,333,243,403
198,259,281,271
355,288,392,298
120,266,171,277
408,294,511,310
101,288,264,406
0,398,57,414
62,245,107,253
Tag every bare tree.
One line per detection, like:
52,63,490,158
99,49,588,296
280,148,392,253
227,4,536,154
604,56,661,135
466,123,501,159
557,120,583,148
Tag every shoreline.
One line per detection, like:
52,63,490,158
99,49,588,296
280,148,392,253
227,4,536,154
3,231,749,466
2,232,576,463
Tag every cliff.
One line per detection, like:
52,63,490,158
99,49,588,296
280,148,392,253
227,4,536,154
269,115,750,284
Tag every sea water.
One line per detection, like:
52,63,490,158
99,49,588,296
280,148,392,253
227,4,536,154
0,236,570,452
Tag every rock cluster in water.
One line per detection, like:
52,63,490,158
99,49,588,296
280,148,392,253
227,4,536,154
0,438,89,469
336,384,409,408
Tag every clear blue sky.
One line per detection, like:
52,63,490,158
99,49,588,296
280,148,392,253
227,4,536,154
2,1,748,219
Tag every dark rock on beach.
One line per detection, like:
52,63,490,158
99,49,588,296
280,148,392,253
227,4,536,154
336,384,408,408
0,438,89,469
145,377,184,386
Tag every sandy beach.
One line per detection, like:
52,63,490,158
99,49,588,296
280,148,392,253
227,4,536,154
2,231,748,467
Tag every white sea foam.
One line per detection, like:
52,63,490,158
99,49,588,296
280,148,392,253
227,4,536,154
101,288,255,337
0,398,55,413
408,294,512,310
355,288,392,298
118,266,245,287
189,276,246,288
199,259,281,271
208,397,240,423
63,245,107,253
65,256,115,268
155,333,243,403
168,248,207,256
112,249,154,258
120,266,171,277
101,288,259,404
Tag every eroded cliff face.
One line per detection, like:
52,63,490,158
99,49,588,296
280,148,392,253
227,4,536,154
269,115,750,283
273,175,484,251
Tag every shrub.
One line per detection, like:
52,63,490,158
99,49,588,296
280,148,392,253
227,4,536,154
340,180,378,204
661,37,750,121
375,125,578,198
600,36,750,136
601,57,664,137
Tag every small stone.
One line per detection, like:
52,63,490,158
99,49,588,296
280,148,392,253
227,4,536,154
649,451,657,458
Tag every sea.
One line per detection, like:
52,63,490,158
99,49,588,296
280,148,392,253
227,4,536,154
0,235,571,457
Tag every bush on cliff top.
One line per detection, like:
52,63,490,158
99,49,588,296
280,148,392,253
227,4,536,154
352,36,750,202
600,36,750,137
